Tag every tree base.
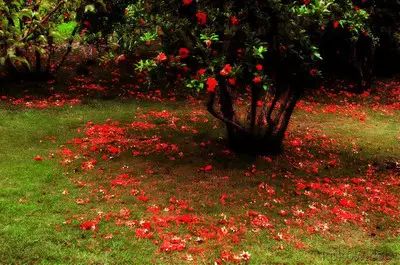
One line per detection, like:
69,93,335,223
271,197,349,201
227,131,283,155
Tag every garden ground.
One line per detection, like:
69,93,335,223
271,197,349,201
0,75,399,264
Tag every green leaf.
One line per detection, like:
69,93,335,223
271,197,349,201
19,8,33,19
35,46,47,55
37,35,47,44
84,4,96,13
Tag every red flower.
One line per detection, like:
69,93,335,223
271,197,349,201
178,48,190,59
230,16,239,25
303,0,311,5
256,64,263,71
252,76,262,84
206,77,218,93
220,64,232,76
182,66,190,73
228,78,236,86
309,68,319,77
333,20,340,29
196,11,207,25
197,68,207,76
182,0,192,6
156,52,167,63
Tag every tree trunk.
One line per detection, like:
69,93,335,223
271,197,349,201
217,77,236,141
223,87,301,155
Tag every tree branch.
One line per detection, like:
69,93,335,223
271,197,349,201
206,92,247,133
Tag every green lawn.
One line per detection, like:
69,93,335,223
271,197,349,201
0,96,399,264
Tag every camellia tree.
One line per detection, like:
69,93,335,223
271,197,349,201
125,0,370,154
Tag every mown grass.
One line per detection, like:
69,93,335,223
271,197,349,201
0,98,399,264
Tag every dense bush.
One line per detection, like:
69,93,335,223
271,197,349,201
0,0,79,79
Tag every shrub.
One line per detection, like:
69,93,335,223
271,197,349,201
131,0,369,153
0,0,79,79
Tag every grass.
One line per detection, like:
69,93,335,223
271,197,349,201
0,95,399,264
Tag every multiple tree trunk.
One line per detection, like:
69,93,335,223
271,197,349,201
207,79,302,154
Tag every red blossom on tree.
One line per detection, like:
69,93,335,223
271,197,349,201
197,68,207,76
206,77,218,93
178,48,190,59
195,11,207,25
333,20,340,29
155,52,167,63
228,78,236,86
252,76,262,84
182,0,192,6
220,64,232,76
230,16,239,25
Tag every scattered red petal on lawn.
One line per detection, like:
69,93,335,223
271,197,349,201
220,193,228,205
147,205,161,214
249,212,273,229
75,198,90,205
33,155,43,161
107,145,121,155
201,164,213,172
258,182,276,196
160,236,186,252
339,198,356,208
290,138,302,147
176,214,199,225
80,220,98,231
130,189,140,196
279,210,289,216
331,206,362,223
81,159,96,170
137,194,149,202
111,174,134,186
60,148,74,157
135,228,153,239
118,207,131,219
130,121,156,130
